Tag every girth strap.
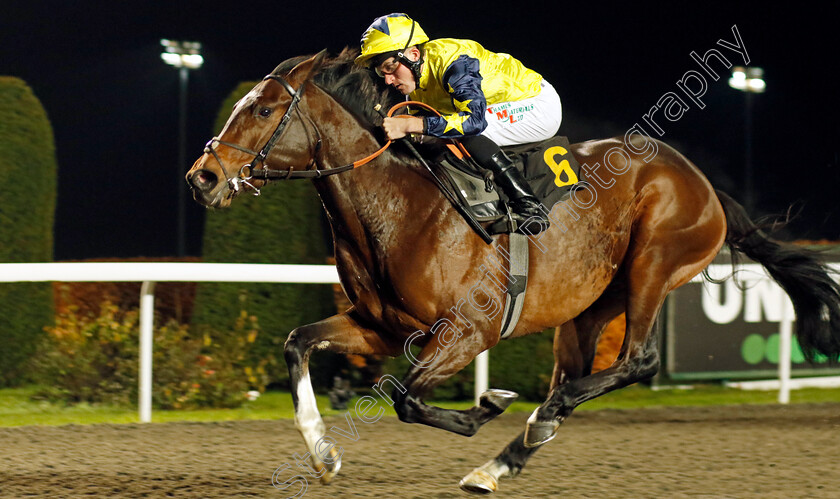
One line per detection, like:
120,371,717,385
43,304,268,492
499,232,530,339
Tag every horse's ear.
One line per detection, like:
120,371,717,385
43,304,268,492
311,49,329,72
290,49,329,81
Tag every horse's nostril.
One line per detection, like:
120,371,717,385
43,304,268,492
190,169,218,190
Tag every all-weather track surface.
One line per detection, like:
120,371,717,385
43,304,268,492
1,403,838,498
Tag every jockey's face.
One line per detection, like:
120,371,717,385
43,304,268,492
375,46,421,95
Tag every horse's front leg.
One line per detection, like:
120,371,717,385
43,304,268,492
392,324,517,437
284,310,399,484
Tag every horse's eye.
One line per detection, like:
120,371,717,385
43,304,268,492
258,107,272,118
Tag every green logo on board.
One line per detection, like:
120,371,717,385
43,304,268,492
741,334,836,364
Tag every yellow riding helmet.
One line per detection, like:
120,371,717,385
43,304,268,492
355,13,429,67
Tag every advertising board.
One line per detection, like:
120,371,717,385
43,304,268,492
664,248,840,380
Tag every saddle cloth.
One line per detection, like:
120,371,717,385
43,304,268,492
432,136,582,236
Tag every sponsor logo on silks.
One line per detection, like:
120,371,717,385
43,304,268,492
543,146,578,187
486,103,535,124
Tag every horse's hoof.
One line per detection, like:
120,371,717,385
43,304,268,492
318,448,342,484
459,469,498,495
524,420,559,448
524,408,560,448
479,389,519,413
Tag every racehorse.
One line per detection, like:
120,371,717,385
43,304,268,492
186,49,840,494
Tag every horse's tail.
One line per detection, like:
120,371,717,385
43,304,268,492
715,189,840,362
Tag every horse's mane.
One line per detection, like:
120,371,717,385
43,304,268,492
271,48,402,126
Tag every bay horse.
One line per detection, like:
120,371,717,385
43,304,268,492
186,49,840,494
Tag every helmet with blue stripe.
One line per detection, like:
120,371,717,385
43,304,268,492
355,13,429,68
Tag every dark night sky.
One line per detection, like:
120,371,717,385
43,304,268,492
1,1,838,260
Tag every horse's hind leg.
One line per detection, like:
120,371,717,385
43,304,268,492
523,211,721,447
522,270,664,446
284,310,399,483
460,286,624,494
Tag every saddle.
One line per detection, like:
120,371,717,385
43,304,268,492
428,136,581,236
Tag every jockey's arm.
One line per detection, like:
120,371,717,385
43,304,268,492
381,55,488,141
422,55,488,138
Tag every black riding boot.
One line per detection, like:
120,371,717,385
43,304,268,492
484,150,550,234
460,134,549,234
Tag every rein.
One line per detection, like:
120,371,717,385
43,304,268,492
203,71,459,196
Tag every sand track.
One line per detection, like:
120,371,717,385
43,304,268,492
2,403,839,498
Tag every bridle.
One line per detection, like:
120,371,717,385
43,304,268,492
203,73,355,197
199,69,439,198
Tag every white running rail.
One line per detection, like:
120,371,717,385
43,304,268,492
0,262,340,422
0,262,494,423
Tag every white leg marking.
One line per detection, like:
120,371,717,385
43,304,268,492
294,370,343,483
526,407,540,425
480,459,511,480
295,372,326,454
460,458,511,494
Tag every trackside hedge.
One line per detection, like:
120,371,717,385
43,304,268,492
191,82,339,389
33,301,268,409
0,77,57,386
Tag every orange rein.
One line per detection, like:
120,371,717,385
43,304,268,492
350,101,470,168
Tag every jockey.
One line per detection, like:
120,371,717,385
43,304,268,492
355,13,562,232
